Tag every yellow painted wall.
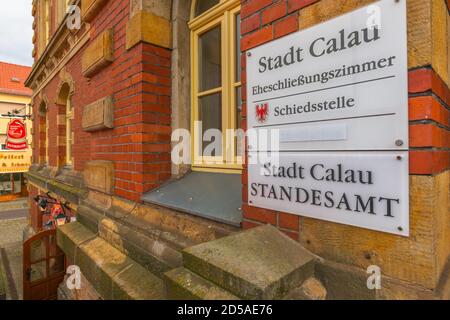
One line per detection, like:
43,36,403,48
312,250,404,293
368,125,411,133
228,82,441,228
0,92,33,174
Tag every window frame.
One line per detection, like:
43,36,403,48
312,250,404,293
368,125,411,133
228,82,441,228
65,97,74,166
44,0,51,45
45,108,49,165
189,0,242,174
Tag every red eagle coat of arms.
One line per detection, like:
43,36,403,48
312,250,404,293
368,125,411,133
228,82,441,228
6,119,27,150
255,103,269,123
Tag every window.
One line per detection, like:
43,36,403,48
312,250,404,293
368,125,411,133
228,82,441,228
58,0,71,24
56,82,73,167
65,98,73,166
190,0,242,173
194,0,220,16
45,111,49,164
44,0,51,45
39,102,49,165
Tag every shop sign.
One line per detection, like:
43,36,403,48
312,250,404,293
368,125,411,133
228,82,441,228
6,119,28,150
0,153,31,173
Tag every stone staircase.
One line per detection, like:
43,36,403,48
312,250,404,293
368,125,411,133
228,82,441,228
57,188,324,300
57,193,239,299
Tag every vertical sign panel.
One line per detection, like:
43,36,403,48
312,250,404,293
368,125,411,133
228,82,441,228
246,0,409,236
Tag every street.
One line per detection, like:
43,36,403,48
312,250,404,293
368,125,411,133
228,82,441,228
0,202,28,300
0,208,28,221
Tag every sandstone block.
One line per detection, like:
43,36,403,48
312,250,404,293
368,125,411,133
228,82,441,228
82,96,114,132
83,160,114,195
82,29,114,77
126,11,171,50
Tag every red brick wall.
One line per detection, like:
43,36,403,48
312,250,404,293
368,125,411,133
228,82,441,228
239,0,450,240
31,0,172,203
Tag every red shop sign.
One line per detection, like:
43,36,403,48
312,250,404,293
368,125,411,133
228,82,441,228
6,119,27,150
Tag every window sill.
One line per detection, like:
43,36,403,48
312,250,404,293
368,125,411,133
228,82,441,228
142,171,243,227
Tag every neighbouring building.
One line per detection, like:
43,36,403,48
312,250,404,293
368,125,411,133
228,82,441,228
24,0,449,300
0,62,32,202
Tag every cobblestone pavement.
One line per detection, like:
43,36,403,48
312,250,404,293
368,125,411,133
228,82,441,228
0,217,27,300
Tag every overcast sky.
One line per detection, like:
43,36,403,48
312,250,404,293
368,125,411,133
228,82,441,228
0,0,33,66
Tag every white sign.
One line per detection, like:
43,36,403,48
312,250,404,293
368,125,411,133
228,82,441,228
247,0,408,151
246,0,409,236
248,152,409,236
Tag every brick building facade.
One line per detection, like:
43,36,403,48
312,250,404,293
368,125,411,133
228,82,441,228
24,0,449,300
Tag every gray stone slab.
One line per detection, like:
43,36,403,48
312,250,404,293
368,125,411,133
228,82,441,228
183,225,315,299
142,172,242,227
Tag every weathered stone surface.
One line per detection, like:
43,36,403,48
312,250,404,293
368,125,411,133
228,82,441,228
299,171,450,290
302,278,327,300
298,0,376,30
131,0,172,20
111,263,165,300
315,260,376,300
171,3,191,177
76,193,236,280
165,268,239,300
183,225,315,299
407,0,432,70
58,271,103,300
83,160,114,194
47,179,87,205
77,204,104,233
99,217,183,277
126,11,171,50
82,29,114,77
82,0,109,23
132,203,237,245
432,0,448,84
57,222,97,262
82,96,114,132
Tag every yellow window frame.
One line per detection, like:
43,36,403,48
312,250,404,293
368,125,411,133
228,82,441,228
44,0,51,45
45,110,49,165
66,98,74,166
189,0,242,174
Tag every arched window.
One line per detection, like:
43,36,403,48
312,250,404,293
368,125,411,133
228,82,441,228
58,0,71,24
38,0,51,55
65,96,73,166
56,82,74,167
38,102,49,165
44,0,51,45
190,0,242,173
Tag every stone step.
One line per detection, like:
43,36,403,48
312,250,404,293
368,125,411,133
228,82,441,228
182,225,316,299
77,196,239,278
57,222,166,300
98,217,185,278
76,203,185,277
165,267,238,300
80,196,237,245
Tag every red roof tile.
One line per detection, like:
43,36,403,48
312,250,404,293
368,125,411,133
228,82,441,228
0,61,32,96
